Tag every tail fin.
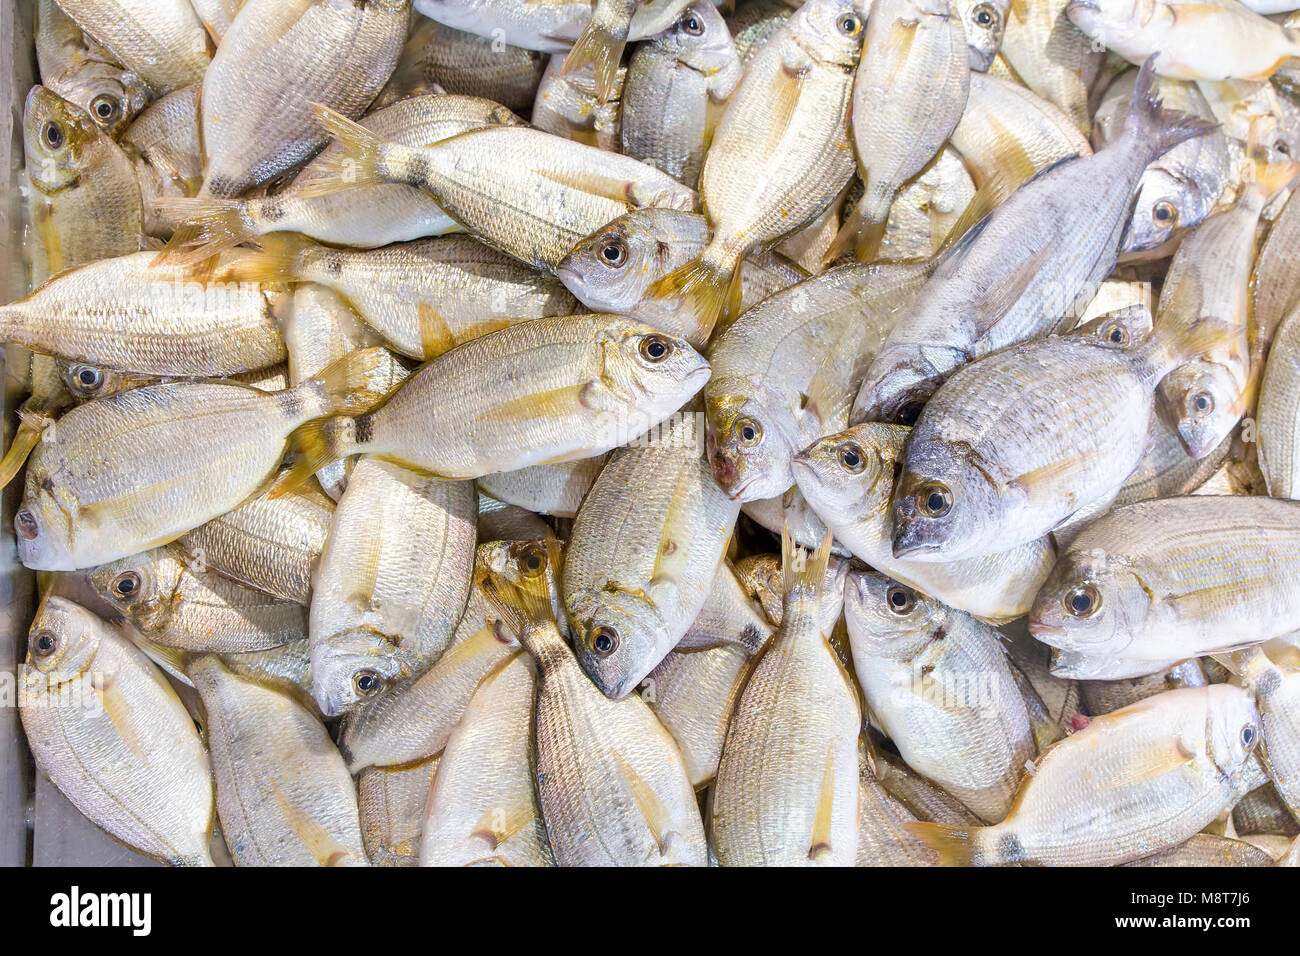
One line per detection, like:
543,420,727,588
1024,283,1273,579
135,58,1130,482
292,105,388,198
782,524,833,601
1145,317,1241,378
559,21,628,103
1125,55,1218,159
294,346,401,420
903,822,980,866
825,197,889,264
474,538,563,648
642,255,741,343
216,233,315,286
150,197,256,267
0,408,51,489
272,417,361,499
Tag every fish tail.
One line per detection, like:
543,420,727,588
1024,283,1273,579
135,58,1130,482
903,822,980,866
294,105,388,197
825,196,889,264
474,538,563,639
1125,55,1218,159
559,23,628,103
643,254,739,342
0,408,52,489
150,197,254,267
781,524,833,600
272,417,362,499
1148,317,1240,377
215,233,314,286
295,346,400,419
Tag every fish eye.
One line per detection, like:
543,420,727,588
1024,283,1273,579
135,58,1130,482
1063,583,1101,618
31,629,59,658
735,417,763,447
639,334,672,363
1188,390,1214,415
109,570,142,602
1241,725,1257,749
42,121,64,150
596,234,628,268
519,543,546,577
837,442,865,473
1152,200,1178,226
973,3,998,27
915,482,952,518
89,94,121,124
897,401,924,426
15,510,39,540
837,12,862,36
1102,321,1129,346
75,366,104,390
681,12,705,34
590,625,619,656
885,585,916,615
353,670,385,698
1276,140,1291,157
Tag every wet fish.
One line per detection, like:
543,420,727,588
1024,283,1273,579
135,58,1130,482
121,83,202,199
54,0,211,94
533,54,625,151
855,742,942,866
1080,659,1208,716
477,457,609,518
1000,0,1101,133
1230,647,1300,820
955,0,1008,71
1125,833,1275,867
358,756,439,867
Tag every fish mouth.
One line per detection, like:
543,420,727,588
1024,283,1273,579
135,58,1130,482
1028,621,1070,645
1065,0,1099,12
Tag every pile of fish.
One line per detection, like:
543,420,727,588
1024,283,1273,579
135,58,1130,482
8,0,1300,867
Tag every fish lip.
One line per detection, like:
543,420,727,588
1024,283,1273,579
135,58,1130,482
890,537,935,560
1028,621,1070,645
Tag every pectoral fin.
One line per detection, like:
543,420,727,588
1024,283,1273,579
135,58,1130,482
613,750,678,858
808,748,837,862
270,780,359,866
470,803,537,850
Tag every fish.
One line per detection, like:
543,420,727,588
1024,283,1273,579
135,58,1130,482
54,0,211,94
889,318,1219,561
909,685,1263,865
1258,304,1300,499
358,756,439,867
557,208,807,343
856,741,942,866
793,423,1056,622
1029,496,1300,676
1000,0,1101,133
220,234,576,361
640,0,868,339
874,147,976,261
1234,783,1300,836
477,457,609,518
833,0,970,261
1228,647,1300,820
414,0,698,54
175,480,335,605
121,83,202,199
1080,659,1209,716
533,54,626,151
419,655,555,866
1124,833,1276,867
157,94,527,265
705,259,932,504
1067,0,1300,81
19,596,214,865
88,547,307,653
872,745,985,825
477,538,708,866
189,655,368,866
621,5,743,190
281,315,709,486
193,0,409,198
726,0,795,63
955,0,1008,71
711,531,859,865
309,458,477,716
16,349,389,570
22,86,143,282
304,106,697,273
189,0,245,41
0,250,286,377
852,57,1215,425
564,407,739,698
374,17,546,115
477,494,555,542
844,571,1035,822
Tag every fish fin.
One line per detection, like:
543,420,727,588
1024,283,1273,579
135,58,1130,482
469,803,536,849
292,105,387,197
476,383,591,427
474,538,563,637
269,780,358,866
942,121,1045,251
418,302,457,361
825,199,888,265
781,524,833,600
295,346,397,418
150,197,255,267
903,822,979,865
92,672,149,763
558,21,627,103
1147,317,1240,375
1094,738,1197,793
761,60,804,156
1003,453,1089,503
30,196,64,276
642,256,737,343
969,239,1056,332
612,750,677,857
273,417,362,498
807,748,837,862
533,164,646,208
1125,55,1218,158
648,469,696,589
1008,0,1029,21
213,233,314,286
0,410,50,489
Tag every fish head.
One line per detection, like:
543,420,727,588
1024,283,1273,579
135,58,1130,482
791,423,907,525
796,0,868,69
570,589,670,699
662,6,743,98
87,549,182,634
51,61,150,138
1072,304,1154,346
558,211,693,312
957,0,1008,72
1029,547,1151,657
852,346,954,426
1160,359,1241,459
843,569,945,658
1065,0,1137,43
15,470,84,571
24,595,104,689
601,320,711,415
705,385,797,501
890,442,998,561
1122,169,1201,253
22,85,110,193
733,553,784,625
481,538,566,633
1204,686,1263,779
56,361,151,403
309,629,411,718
